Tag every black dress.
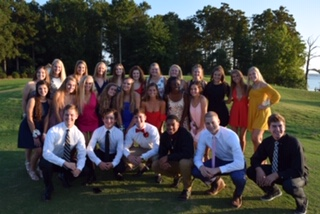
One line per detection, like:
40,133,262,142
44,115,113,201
18,101,49,149
203,82,230,126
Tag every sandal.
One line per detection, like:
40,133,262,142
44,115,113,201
25,161,30,172
28,170,39,181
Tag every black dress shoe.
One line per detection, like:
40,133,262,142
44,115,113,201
135,166,149,177
43,187,53,201
170,176,182,188
58,173,71,188
115,173,124,181
155,174,162,184
82,174,97,186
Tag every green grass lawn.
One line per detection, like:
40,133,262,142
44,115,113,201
0,78,319,214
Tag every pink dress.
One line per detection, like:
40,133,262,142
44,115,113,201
189,102,205,142
229,88,248,128
76,92,99,132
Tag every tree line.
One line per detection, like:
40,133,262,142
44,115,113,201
0,0,308,88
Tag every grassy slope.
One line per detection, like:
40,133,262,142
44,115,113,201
0,79,319,214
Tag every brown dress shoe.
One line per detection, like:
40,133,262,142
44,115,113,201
205,178,226,195
232,195,242,208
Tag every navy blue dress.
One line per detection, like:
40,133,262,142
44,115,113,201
18,101,49,149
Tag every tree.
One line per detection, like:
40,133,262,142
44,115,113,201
305,36,320,79
250,6,306,88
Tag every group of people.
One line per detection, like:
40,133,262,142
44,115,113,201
17,59,308,213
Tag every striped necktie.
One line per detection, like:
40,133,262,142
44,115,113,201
272,141,279,173
63,129,71,163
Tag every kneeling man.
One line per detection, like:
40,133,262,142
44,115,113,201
152,115,194,200
40,104,88,201
192,111,246,208
247,113,308,214
86,108,126,182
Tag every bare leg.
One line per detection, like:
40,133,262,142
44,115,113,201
251,129,264,151
239,127,247,153
25,149,32,171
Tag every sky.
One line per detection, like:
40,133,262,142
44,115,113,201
31,0,320,72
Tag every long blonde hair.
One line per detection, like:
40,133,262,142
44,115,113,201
77,75,96,114
93,61,108,81
50,59,66,82
116,77,136,113
54,75,77,110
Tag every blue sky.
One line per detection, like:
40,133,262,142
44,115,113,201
31,0,320,70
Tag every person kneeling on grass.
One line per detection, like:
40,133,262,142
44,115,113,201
192,111,246,208
152,114,194,200
86,108,126,183
247,113,309,214
123,108,160,180
39,104,90,201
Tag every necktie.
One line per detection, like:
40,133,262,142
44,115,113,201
272,141,279,173
105,130,110,161
211,136,217,168
63,129,71,166
136,128,145,133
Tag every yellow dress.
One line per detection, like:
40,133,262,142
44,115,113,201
248,84,281,131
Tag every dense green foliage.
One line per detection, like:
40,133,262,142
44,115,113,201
1,1,307,88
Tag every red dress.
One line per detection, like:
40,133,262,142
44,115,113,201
229,88,248,128
76,92,100,132
145,110,166,131
134,83,144,96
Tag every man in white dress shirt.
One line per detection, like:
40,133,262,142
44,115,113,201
39,104,88,201
192,111,246,208
86,108,126,182
123,108,160,177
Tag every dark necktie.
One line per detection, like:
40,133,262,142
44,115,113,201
63,129,71,168
272,141,279,173
105,130,110,161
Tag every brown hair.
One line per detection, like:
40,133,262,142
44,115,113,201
267,113,286,127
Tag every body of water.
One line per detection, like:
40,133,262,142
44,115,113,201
308,74,320,91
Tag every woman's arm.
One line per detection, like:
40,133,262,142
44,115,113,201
199,96,208,131
181,93,190,128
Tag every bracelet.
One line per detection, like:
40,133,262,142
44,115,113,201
32,129,41,138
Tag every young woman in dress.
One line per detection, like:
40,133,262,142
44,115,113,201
18,80,50,180
187,64,207,93
109,63,125,92
189,81,208,146
146,62,166,99
227,69,248,152
49,59,66,98
93,61,108,96
73,60,89,84
203,65,231,127
129,65,145,97
48,75,77,128
247,66,281,151
21,66,50,172
76,75,99,145
141,83,166,133
168,64,187,92
164,77,189,130
116,77,140,133
98,83,118,114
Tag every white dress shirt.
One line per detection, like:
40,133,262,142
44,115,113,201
43,122,86,170
194,126,244,174
87,125,124,167
124,123,159,160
